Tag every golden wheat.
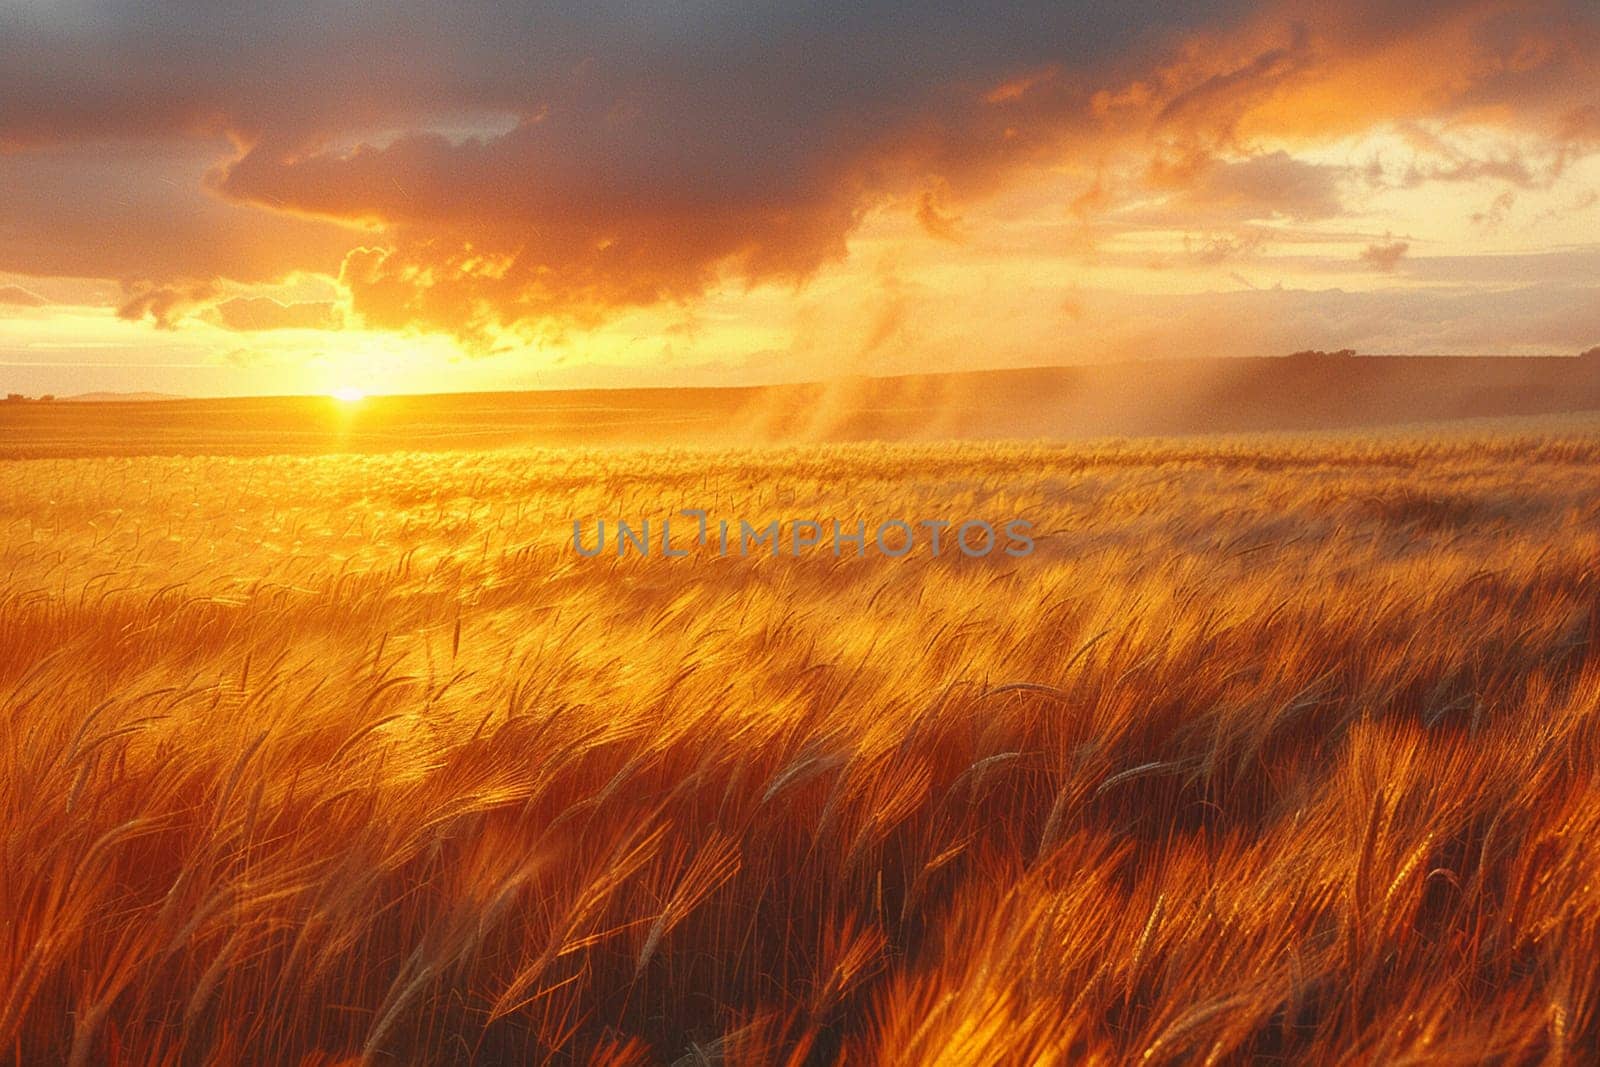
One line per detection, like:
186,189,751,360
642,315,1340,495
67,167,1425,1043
4,431,1600,1063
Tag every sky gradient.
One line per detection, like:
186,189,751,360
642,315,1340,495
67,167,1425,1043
2,0,1598,397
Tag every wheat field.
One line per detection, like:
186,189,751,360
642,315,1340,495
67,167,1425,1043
5,429,1600,1064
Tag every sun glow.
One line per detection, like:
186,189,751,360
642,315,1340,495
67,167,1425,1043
330,387,366,403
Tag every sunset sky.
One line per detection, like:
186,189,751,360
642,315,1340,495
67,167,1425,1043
2,0,1598,397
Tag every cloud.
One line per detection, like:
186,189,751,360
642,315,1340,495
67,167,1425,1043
914,186,965,242
220,124,869,343
1186,230,1268,265
0,0,1594,347
1399,247,1600,285
1471,190,1518,228
1151,150,1347,222
1562,104,1600,143
1151,22,1316,147
208,297,342,332
1223,0,1600,143
1360,239,1410,272
0,141,358,288
1404,155,1541,187
117,282,218,329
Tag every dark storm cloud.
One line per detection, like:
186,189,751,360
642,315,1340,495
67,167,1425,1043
0,1,1240,147
0,1,1254,334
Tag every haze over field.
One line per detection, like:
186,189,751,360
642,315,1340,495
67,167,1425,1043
7,353,1600,457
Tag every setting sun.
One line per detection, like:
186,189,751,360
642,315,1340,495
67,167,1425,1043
329,386,366,403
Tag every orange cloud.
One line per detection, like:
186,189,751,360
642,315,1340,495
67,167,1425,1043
1360,239,1411,272
984,67,1060,105
117,282,218,329
914,186,965,242
0,0,1594,352
208,297,342,332
1147,150,1348,222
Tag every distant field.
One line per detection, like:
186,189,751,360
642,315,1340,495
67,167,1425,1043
5,426,1600,1063
7,354,1600,457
